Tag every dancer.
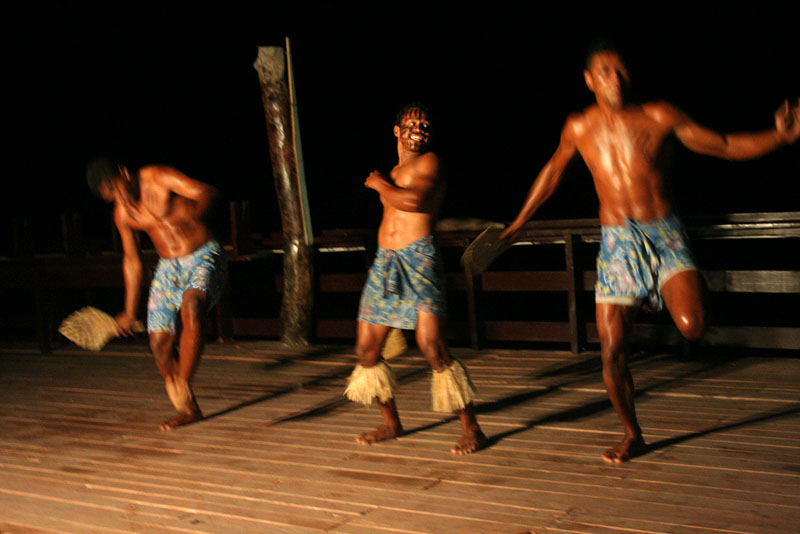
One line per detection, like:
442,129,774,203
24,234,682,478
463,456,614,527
345,103,487,454
501,42,799,462
87,158,227,430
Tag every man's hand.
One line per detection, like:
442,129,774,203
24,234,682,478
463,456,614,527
364,170,389,191
499,222,523,244
115,312,139,337
775,98,800,144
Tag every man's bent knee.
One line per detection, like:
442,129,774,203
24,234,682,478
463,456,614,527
661,270,705,340
675,312,704,340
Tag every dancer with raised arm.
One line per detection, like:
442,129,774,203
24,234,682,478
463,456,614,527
501,42,799,462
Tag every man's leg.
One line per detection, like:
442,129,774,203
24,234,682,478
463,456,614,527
417,311,487,454
150,329,200,430
351,320,401,444
150,331,178,379
660,270,705,340
159,289,208,430
596,302,646,463
177,289,209,381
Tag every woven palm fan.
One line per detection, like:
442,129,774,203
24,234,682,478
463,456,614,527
461,223,511,276
58,306,145,351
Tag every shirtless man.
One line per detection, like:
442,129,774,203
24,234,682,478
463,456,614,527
500,43,799,462
87,158,227,430
344,103,487,454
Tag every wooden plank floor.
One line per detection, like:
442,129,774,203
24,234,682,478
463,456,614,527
0,340,798,533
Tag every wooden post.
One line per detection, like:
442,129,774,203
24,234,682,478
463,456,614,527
229,200,255,257
254,47,313,347
565,232,586,354
463,253,481,350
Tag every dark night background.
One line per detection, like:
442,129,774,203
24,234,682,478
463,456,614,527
6,5,798,255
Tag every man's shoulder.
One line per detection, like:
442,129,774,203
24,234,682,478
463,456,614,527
416,150,440,163
394,151,441,188
641,101,682,123
563,106,597,137
138,164,174,181
408,151,440,172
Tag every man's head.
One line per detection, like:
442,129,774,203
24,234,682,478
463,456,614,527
394,102,433,153
86,156,129,202
583,40,630,108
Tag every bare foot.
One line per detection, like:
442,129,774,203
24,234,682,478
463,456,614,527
355,424,404,445
602,434,646,463
451,429,488,455
160,410,203,431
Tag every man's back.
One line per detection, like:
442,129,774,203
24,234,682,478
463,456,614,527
114,165,215,259
568,102,677,225
500,43,799,463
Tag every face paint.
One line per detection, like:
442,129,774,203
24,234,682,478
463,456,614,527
398,109,432,151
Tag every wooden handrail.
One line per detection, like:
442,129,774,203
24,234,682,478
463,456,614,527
2,211,798,353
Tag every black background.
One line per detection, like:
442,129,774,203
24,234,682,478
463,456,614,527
8,5,798,251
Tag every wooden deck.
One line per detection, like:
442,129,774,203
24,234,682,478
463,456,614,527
0,341,798,533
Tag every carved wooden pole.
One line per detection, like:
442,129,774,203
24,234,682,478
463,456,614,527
254,47,313,347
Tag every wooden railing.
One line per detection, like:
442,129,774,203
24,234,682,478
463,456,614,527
2,209,798,353
452,213,800,352
226,211,800,353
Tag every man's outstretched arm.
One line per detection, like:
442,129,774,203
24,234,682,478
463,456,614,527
500,120,578,242
671,99,800,160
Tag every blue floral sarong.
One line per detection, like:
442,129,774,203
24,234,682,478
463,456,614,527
147,239,227,334
595,214,697,311
358,236,446,329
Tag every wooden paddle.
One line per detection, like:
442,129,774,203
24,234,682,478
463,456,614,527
461,223,511,276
